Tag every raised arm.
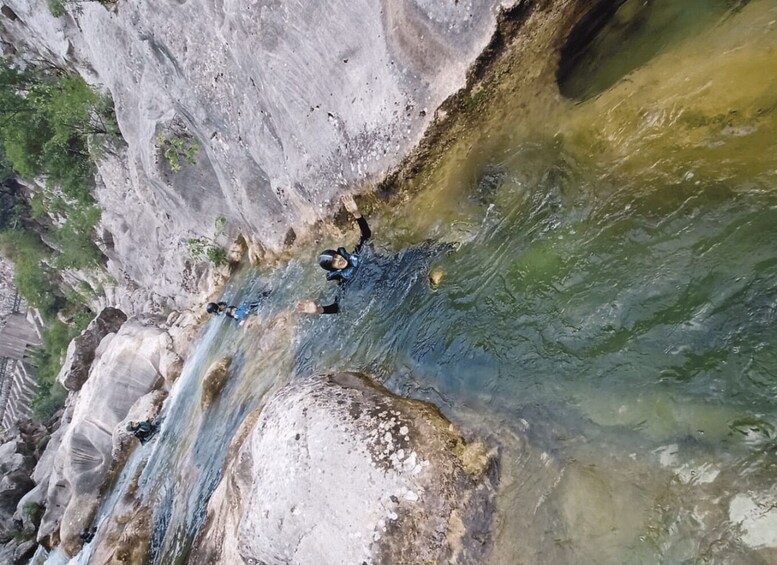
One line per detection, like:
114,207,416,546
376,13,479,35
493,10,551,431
356,216,371,245
296,298,340,315
342,194,371,245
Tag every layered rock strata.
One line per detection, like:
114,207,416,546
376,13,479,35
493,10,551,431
56,307,127,392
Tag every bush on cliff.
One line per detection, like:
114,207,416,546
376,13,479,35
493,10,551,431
31,316,91,422
0,229,58,315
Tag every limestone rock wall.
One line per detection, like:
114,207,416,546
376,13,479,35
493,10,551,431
37,321,173,553
0,0,518,311
56,307,127,392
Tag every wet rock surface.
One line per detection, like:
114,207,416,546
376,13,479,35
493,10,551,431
196,372,498,565
87,498,152,565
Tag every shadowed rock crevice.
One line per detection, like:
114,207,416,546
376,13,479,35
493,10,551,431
555,0,626,99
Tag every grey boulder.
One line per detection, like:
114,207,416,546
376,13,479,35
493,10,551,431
56,307,127,392
196,372,498,565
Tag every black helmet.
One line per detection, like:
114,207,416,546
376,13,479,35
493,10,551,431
318,250,339,271
206,302,219,314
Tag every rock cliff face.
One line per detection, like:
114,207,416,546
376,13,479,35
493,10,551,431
0,0,519,311
196,372,497,565
37,321,173,553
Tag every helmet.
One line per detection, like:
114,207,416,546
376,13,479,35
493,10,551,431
318,250,338,271
206,302,219,314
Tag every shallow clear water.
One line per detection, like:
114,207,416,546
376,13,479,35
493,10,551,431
66,1,777,563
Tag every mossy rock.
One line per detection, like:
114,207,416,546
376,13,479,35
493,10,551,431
201,357,233,409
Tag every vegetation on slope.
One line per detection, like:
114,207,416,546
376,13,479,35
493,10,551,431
0,58,120,420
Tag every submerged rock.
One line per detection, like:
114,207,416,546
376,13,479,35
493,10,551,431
200,357,232,410
196,372,498,564
729,492,777,550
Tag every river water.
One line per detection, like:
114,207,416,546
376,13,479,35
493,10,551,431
49,1,777,563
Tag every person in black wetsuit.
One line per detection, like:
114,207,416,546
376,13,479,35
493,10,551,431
127,420,156,444
297,194,371,315
80,526,97,544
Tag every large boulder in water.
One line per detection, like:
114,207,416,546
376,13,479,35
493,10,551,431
56,307,127,392
196,372,498,564
200,357,232,410
37,322,173,555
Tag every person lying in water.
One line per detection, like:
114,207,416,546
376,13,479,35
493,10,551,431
297,194,371,315
80,526,97,544
127,419,156,444
206,291,271,323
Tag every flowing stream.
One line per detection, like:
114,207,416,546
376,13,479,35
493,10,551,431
51,0,777,563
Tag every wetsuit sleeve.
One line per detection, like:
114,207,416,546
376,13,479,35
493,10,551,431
245,290,271,312
356,216,371,245
320,302,339,314
326,271,344,282
319,292,340,314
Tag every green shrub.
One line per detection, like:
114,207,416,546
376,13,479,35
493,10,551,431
188,237,227,266
31,382,68,422
49,0,116,16
0,230,58,315
34,320,73,385
0,62,110,276
206,246,227,266
48,0,66,15
12,528,36,542
24,502,44,525
52,204,103,269
158,134,199,172
29,310,95,422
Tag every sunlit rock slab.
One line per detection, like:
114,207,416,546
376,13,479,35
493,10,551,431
195,372,498,564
